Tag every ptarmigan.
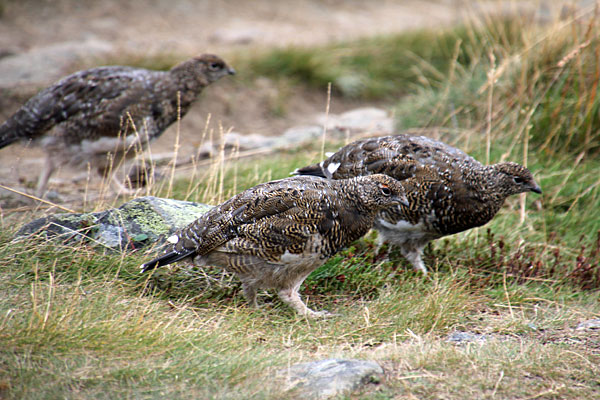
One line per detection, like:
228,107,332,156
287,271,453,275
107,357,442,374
294,134,542,275
140,174,408,317
0,54,235,197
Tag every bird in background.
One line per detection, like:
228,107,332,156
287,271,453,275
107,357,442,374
0,53,235,198
294,134,542,275
141,174,408,317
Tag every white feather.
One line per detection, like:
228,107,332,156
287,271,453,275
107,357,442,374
327,162,341,175
167,235,179,244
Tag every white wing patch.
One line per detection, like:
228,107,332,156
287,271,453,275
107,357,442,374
327,162,341,175
167,234,179,244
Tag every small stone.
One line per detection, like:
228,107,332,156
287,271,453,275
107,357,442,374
575,319,600,331
446,331,488,344
44,190,62,202
526,322,538,331
280,358,384,399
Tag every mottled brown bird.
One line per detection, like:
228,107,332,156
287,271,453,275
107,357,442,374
140,174,408,316
294,134,542,274
0,54,235,197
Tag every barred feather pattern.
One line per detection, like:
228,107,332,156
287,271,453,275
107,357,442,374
294,134,542,274
141,174,408,316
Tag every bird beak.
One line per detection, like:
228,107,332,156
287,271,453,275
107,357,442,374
530,183,542,194
397,195,410,207
227,67,236,75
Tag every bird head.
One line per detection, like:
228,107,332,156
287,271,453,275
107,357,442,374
492,162,542,197
172,54,235,84
355,174,409,210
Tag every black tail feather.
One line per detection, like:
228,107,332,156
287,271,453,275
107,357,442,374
0,122,21,149
292,163,326,178
140,250,195,273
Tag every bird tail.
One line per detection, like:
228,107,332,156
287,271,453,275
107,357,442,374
140,249,194,273
0,119,24,149
292,163,326,178
0,103,55,149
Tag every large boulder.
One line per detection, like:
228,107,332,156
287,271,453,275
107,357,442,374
15,196,211,251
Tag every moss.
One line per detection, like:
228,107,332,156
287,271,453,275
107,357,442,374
154,198,213,229
116,199,171,237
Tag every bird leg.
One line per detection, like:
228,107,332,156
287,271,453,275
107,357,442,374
241,282,259,308
277,281,330,318
376,230,429,275
35,154,57,198
399,243,428,275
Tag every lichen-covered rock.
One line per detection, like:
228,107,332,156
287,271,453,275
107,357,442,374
15,196,212,251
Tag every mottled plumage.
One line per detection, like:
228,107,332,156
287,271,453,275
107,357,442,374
141,174,408,316
0,54,235,196
294,134,542,274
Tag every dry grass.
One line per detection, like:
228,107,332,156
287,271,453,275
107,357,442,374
2,7,600,400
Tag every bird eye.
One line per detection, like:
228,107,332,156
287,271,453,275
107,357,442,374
513,176,524,184
209,62,223,71
380,186,392,196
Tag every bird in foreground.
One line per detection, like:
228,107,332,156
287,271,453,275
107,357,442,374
0,54,235,197
140,174,408,317
294,134,542,275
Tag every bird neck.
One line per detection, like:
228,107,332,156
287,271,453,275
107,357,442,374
465,165,508,210
336,179,379,217
170,62,209,94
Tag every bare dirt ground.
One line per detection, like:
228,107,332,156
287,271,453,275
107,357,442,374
0,0,545,209
0,0,473,53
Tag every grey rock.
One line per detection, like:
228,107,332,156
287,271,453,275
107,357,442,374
196,132,282,159
575,318,600,331
15,196,212,251
193,107,395,161
334,73,366,97
0,39,114,88
282,125,325,144
445,331,488,344
280,358,383,399
315,107,394,135
223,132,280,150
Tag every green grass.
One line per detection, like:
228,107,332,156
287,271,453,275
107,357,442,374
240,18,526,99
3,10,600,400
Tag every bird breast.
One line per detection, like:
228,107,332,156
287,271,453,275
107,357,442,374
375,216,433,241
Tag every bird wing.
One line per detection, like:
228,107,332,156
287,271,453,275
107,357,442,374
144,177,338,270
294,134,480,181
